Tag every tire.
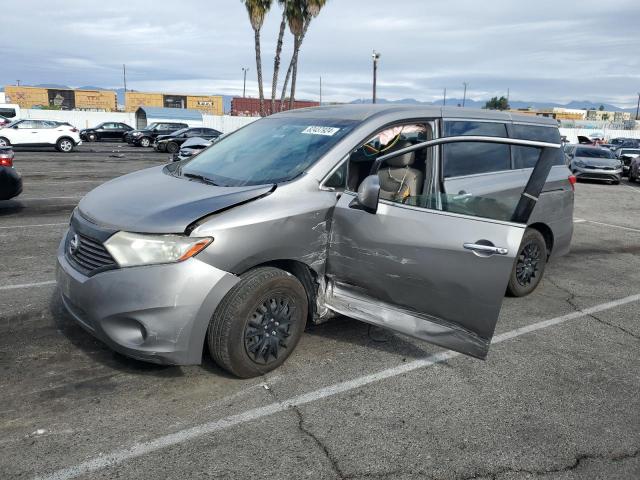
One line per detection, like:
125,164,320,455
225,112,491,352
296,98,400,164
506,228,547,297
87,133,97,142
55,137,75,153
0,137,10,147
139,137,151,148
156,143,166,153
612,180,620,185
207,267,308,378
166,142,179,154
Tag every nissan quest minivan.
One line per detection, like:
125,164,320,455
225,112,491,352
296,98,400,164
56,105,574,378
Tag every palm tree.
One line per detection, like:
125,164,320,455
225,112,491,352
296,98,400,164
243,0,273,117
279,0,326,111
270,0,288,114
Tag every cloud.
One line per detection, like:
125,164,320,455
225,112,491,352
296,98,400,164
1,0,639,107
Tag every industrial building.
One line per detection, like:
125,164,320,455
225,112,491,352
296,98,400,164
231,97,319,116
4,85,116,111
125,92,224,115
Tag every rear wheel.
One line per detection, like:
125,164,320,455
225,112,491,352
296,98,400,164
139,137,151,148
0,137,9,147
56,137,75,153
166,142,180,154
506,228,547,297
207,267,308,378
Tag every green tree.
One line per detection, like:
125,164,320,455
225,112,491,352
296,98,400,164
243,0,273,117
598,104,605,111
483,96,510,110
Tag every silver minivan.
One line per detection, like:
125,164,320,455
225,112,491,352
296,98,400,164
56,105,574,377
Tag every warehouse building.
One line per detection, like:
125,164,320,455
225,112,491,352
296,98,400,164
125,92,223,115
4,85,116,111
231,97,319,116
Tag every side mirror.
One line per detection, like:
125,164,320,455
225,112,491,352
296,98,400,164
350,175,380,214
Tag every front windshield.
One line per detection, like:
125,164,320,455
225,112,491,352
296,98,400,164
181,117,357,186
576,148,614,159
5,120,20,128
146,123,160,130
171,128,189,136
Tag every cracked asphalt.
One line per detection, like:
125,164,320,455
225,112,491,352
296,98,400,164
0,143,639,479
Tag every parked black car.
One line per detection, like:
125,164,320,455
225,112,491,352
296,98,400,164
155,127,222,153
80,122,134,142
0,146,22,200
127,122,189,147
610,138,640,151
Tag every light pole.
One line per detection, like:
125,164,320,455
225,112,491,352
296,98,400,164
636,92,640,120
372,50,380,104
443,87,447,106
319,76,322,105
462,82,468,107
242,67,249,98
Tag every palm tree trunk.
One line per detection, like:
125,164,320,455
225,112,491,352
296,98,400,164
271,8,287,115
279,19,311,111
287,18,311,109
254,28,266,117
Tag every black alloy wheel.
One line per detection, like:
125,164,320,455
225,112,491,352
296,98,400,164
166,142,180,154
506,228,547,297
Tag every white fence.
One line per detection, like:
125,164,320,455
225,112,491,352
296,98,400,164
19,109,258,134
559,128,640,144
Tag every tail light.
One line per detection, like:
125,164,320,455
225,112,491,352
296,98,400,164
0,153,14,167
568,175,577,191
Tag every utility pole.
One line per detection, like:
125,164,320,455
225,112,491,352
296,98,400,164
372,50,380,104
242,67,249,98
507,88,510,104
123,64,127,92
443,88,447,106
636,92,640,120
319,76,322,105
16,80,20,86
462,82,468,107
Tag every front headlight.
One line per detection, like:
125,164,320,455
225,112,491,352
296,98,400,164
104,231,212,267
133,132,143,137
574,160,585,167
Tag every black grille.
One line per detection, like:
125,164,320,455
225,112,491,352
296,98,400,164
67,231,117,274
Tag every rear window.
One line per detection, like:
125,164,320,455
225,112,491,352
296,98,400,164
442,121,510,178
512,124,563,169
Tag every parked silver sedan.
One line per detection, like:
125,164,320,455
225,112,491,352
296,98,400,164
565,145,622,184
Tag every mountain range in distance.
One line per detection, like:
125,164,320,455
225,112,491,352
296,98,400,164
2,84,637,114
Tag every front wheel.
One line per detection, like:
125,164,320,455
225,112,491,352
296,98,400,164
0,137,9,147
87,133,97,142
166,142,179,154
207,267,308,378
139,137,151,148
506,228,547,297
56,138,75,153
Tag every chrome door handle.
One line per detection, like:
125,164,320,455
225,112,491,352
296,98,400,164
463,243,509,255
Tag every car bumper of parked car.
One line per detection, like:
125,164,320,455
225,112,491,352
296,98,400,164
154,142,166,152
55,234,240,365
572,166,622,182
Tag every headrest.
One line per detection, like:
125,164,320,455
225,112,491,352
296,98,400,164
385,139,415,167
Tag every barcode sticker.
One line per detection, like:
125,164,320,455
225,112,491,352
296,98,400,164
301,126,340,136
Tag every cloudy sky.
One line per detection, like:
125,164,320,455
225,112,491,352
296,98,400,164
3,0,639,106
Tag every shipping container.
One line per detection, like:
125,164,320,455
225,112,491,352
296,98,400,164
231,97,319,117
4,86,116,111
125,92,223,115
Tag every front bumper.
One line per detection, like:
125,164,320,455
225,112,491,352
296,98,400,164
56,234,240,365
572,166,622,182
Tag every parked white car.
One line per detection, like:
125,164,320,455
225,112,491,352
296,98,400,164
0,119,82,152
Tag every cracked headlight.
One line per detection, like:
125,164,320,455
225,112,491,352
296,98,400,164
132,131,143,137
104,231,212,267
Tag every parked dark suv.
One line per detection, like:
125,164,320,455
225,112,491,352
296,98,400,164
127,123,190,147
80,122,134,142
154,127,222,153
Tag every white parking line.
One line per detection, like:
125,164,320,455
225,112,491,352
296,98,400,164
37,293,640,480
575,218,640,234
0,280,56,291
10,196,82,201
25,180,105,185
0,223,67,230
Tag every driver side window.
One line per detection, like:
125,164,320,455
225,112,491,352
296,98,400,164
346,123,433,206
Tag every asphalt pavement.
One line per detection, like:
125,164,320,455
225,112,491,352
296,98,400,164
0,142,638,480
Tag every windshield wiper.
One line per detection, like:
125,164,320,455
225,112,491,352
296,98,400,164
182,172,219,186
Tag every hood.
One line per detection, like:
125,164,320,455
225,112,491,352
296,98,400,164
574,156,620,167
182,137,212,149
156,134,173,142
78,166,274,233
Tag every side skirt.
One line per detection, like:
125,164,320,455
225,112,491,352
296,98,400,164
323,281,490,359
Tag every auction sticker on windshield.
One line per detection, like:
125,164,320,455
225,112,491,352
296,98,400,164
301,126,341,136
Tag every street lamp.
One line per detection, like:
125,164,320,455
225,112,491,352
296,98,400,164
462,82,468,107
372,50,380,104
242,67,249,98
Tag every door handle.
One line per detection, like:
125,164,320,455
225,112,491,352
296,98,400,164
463,243,509,256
